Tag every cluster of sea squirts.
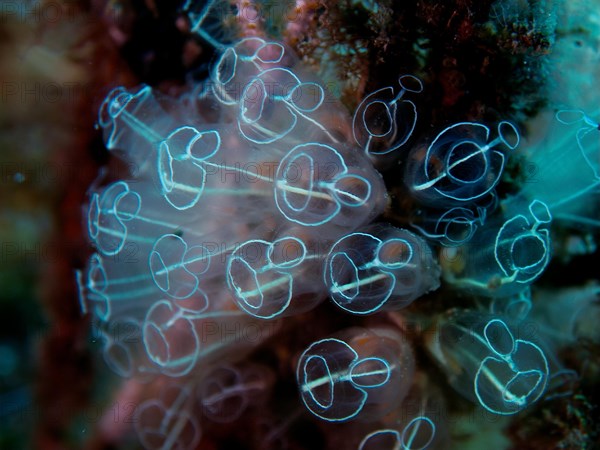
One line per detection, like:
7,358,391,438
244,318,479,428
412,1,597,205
77,33,597,449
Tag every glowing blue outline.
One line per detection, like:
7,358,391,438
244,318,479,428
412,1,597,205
352,75,423,155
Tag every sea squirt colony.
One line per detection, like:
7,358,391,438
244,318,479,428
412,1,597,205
77,34,595,449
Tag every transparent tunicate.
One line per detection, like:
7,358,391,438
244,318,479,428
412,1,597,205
356,371,449,449
353,75,424,156
358,416,436,450
211,38,296,106
274,142,386,229
324,224,440,314
183,0,235,49
197,363,275,423
89,317,150,378
135,383,202,450
426,310,549,415
226,235,326,319
141,293,277,377
297,327,415,422
555,109,600,181
443,199,552,297
405,121,519,206
489,289,532,323
410,205,488,247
